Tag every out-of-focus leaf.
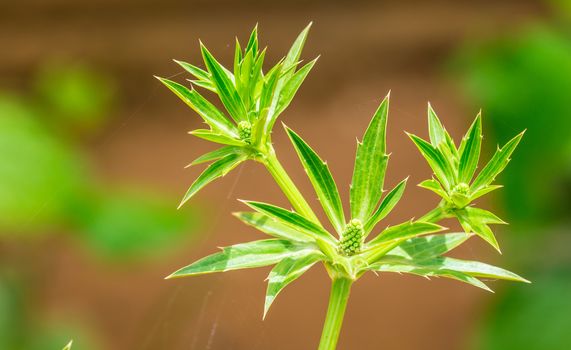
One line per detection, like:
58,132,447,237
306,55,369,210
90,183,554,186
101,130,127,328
71,189,197,260
200,43,247,122
167,239,316,278
157,78,237,137
36,62,114,129
179,153,246,208
351,94,390,222
458,114,482,183
286,127,346,234
364,178,407,233
0,97,87,233
234,212,314,242
264,251,322,317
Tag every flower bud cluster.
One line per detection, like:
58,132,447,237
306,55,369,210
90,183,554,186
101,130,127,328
238,121,252,143
339,219,364,256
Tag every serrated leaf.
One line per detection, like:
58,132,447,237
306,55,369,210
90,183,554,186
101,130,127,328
387,232,471,260
367,221,444,247
427,103,446,147
179,153,246,208
275,57,318,116
418,178,450,200
469,185,503,201
408,133,454,190
471,131,524,191
157,77,237,136
234,212,314,242
201,43,247,122
243,201,336,245
458,114,482,183
234,38,242,76
174,60,210,81
188,79,216,92
351,94,390,222
364,177,407,234
246,24,258,54
369,258,492,292
167,239,316,278
187,146,241,167
282,22,312,79
455,208,501,253
286,127,346,234
264,251,322,317
189,130,247,147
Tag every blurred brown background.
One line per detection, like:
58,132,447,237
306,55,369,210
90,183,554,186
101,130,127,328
2,1,568,350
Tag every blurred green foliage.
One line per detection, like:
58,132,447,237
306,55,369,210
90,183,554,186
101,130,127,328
0,62,199,348
454,25,571,228
453,4,571,350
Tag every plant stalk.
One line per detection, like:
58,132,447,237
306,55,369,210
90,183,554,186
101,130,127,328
262,146,320,223
318,277,353,350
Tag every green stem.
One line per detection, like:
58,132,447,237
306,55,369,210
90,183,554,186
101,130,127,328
318,277,353,350
262,146,320,223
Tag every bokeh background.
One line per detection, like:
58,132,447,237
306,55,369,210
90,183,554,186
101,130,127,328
1,0,570,349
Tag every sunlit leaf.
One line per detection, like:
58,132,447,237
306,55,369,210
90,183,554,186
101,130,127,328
471,131,525,190
187,146,242,167
367,221,444,247
364,177,407,233
369,258,493,292
408,133,453,190
167,239,316,278
157,78,237,136
200,43,247,122
174,60,210,81
234,212,314,242
351,94,390,222
386,232,471,260
458,113,482,183
275,57,318,116
286,127,346,234
264,251,322,317
455,207,503,253
418,178,449,200
427,103,446,147
189,130,246,147
179,153,246,208
242,201,336,244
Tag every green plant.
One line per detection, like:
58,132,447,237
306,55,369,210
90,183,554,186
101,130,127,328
158,24,529,350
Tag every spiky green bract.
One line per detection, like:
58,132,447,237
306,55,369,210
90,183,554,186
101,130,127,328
350,93,390,222
157,24,317,208
167,90,528,327
285,126,346,235
409,104,524,252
